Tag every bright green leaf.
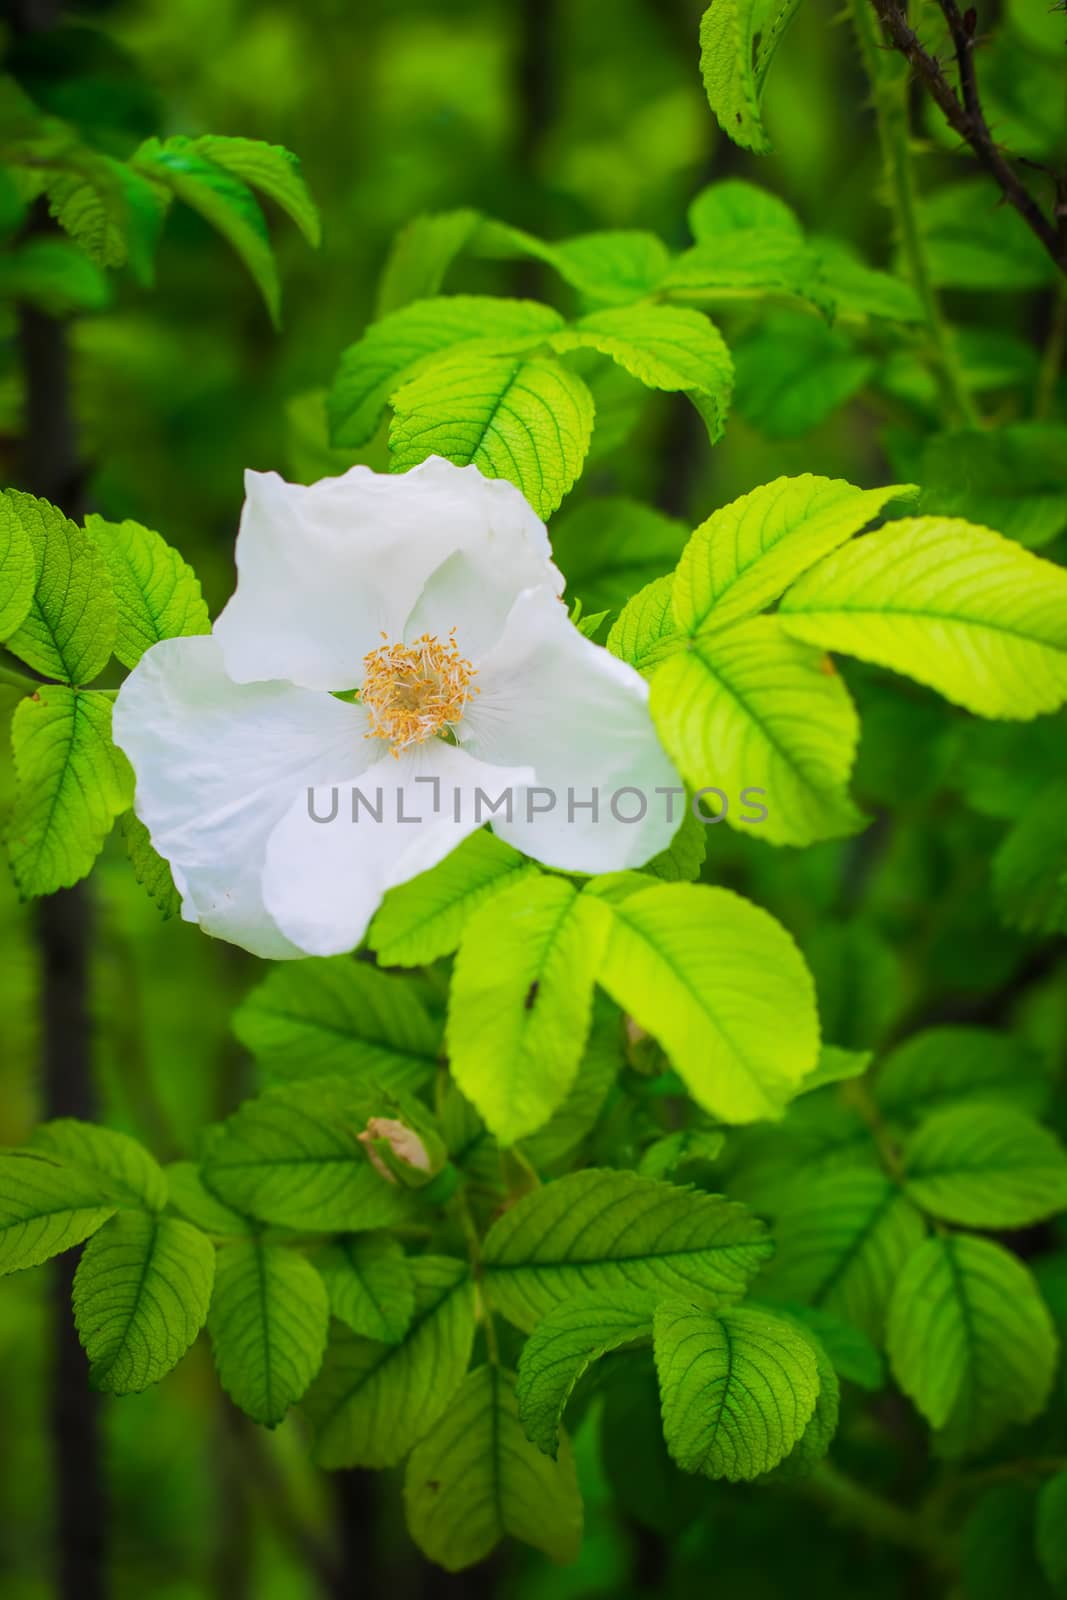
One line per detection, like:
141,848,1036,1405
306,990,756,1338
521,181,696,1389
516,1297,652,1457
314,1234,415,1343
208,1239,330,1426
328,296,563,448
447,876,607,1145
133,136,282,324
233,957,439,1091
550,304,733,441
8,688,133,896
760,1169,926,1343
29,1119,167,1211
672,475,913,638
405,1366,583,1571
389,355,595,519
778,516,1067,719
887,1234,1057,1456
185,136,320,245
202,1078,415,1232
85,514,210,669
593,881,820,1121
0,1153,115,1276
4,490,116,684
0,491,36,640
903,1105,1067,1228
368,829,538,967
73,1211,215,1395
482,1167,771,1332
304,1255,474,1468
648,616,866,847
654,1300,821,1480
121,810,181,919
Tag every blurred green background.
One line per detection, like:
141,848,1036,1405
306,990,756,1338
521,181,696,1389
1,1,1064,1596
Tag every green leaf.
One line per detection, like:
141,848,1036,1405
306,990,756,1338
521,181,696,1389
662,233,823,310
4,490,116,684
473,217,670,305
132,137,282,325
637,1129,725,1181
654,1300,821,1480
641,802,708,883
208,1240,330,1426
0,236,112,313
314,1235,415,1344
778,516,1067,719
592,881,819,1121
46,156,166,273
886,1234,1057,1457
376,208,483,315
607,574,683,675
515,1297,652,1457
0,1153,115,1275
760,1169,926,1343
29,1120,167,1211
447,876,607,1145
85,514,210,669
304,1255,475,1468
0,491,36,639
389,355,595,519
202,1078,415,1232
648,616,866,847
798,1046,872,1095
164,1162,252,1236
1037,1472,1067,1598
811,240,922,322
964,1483,1056,1600
902,1105,1067,1228
550,304,733,441
672,475,913,638
184,137,320,246
732,313,874,438
689,180,803,241
760,1315,840,1480
121,810,181,919
550,497,688,617
233,957,439,1091
699,0,805,153
368,829,538,967
919,425,1067,551
520,994,623,1170
8,688,133,896
763,1301,885,1390
73,1211,215,1395
874,1026,1051,1123
993,778,1067,935
404,1366,583,1571
328,296,563,448
920,179,1055,290
482,1168,771,1332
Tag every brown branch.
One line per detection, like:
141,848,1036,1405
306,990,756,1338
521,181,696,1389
866,0,1066,277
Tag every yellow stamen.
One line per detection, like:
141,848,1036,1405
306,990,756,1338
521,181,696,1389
361,629,477,756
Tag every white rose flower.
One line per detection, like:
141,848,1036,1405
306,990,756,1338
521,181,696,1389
113,456,682,960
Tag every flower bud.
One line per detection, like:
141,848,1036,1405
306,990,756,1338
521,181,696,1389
357,1111,447,1190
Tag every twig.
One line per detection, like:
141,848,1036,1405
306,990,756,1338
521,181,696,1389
866,0,1066,277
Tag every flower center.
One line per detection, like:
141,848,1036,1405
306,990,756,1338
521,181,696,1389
361,630,477,755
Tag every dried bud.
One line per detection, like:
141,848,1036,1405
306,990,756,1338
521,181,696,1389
357,1109,448,1190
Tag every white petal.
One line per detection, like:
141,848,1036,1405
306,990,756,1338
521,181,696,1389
112,635,374,959
214,456,558,691
459,589,683,873
261,741,535,958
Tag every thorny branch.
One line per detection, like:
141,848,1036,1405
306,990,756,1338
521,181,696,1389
866,0,1067,278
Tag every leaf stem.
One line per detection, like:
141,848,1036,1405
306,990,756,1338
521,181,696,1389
849,0,979,426
453,1188,500,1365
801,1461,954,1569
